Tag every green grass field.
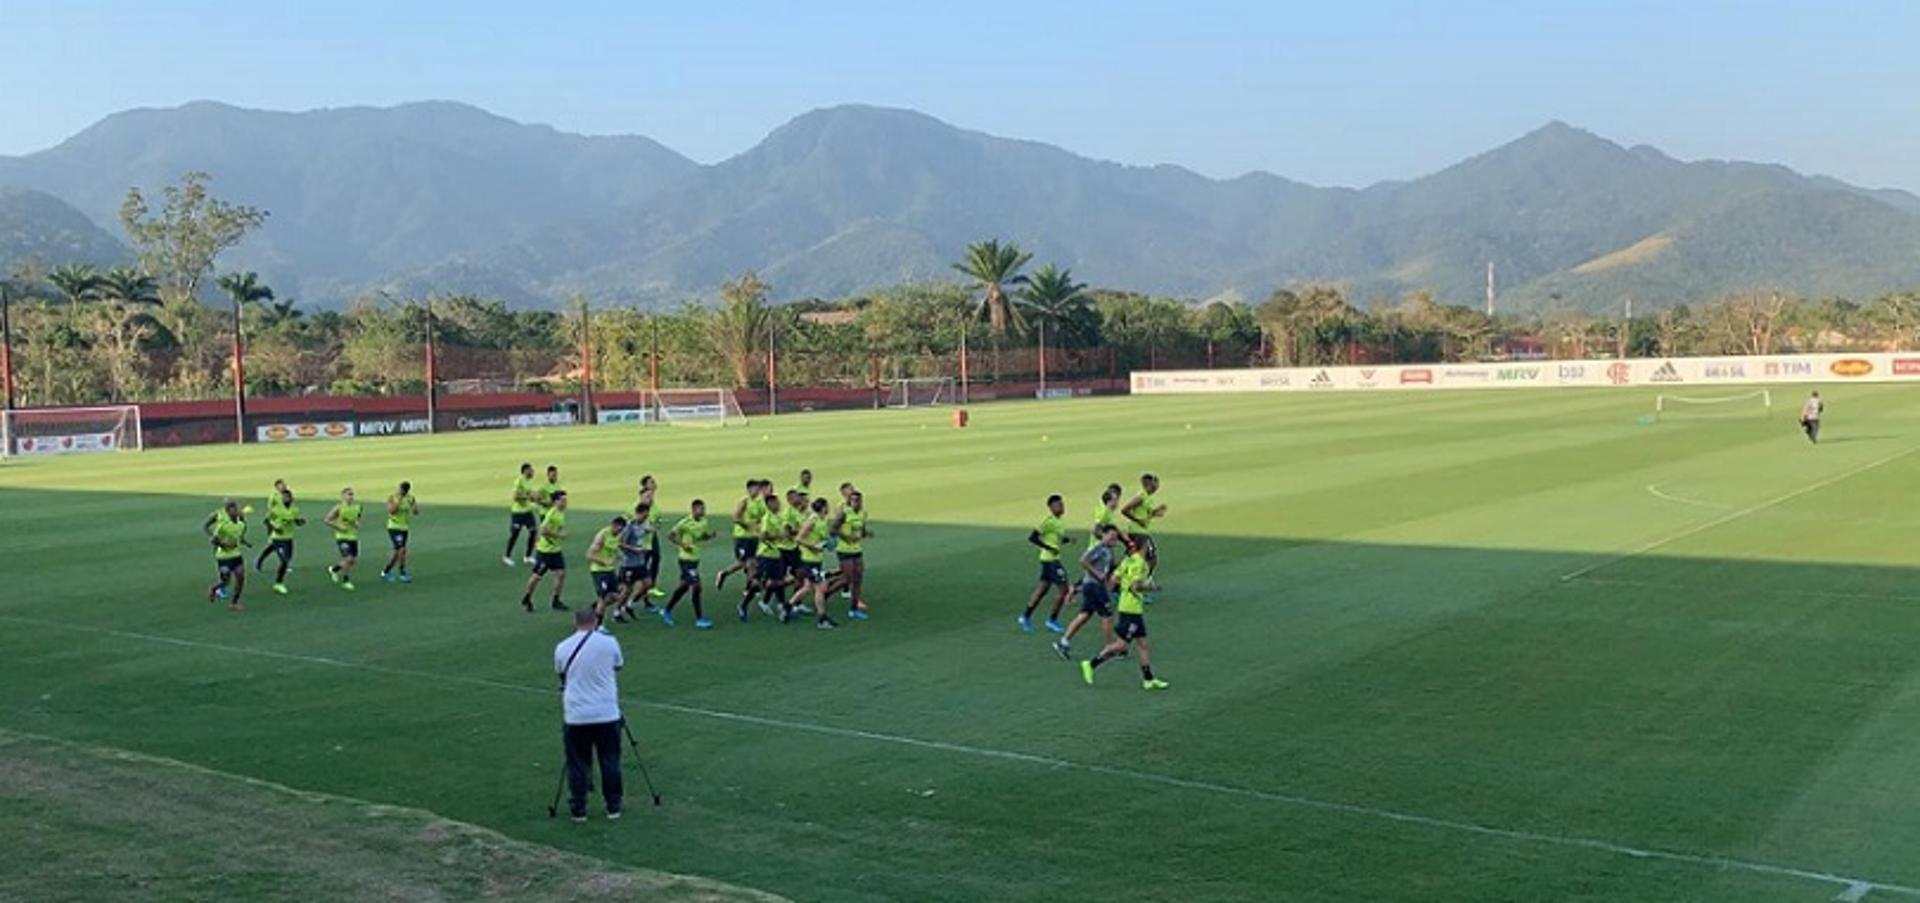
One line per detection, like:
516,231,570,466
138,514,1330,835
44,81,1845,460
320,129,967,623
5,387,1920,902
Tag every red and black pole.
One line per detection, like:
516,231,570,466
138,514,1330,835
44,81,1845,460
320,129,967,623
424,296,438,433
1,282,15,410
231,292,245,444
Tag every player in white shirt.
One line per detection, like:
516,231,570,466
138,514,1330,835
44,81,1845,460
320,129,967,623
1799,391,1823,444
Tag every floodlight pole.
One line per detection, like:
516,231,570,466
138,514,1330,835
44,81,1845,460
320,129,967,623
0,282,14,411
424,296,438,433
231,290,246,444
959,327,970,405
648,315,660,395
1037,320,1047,397
579,299,595,425
766,318,777,417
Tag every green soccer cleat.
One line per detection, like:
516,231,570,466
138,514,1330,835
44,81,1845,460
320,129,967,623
272,583,288,595
1142,679,1170,691
1080,660,1095,685
341,580,356,592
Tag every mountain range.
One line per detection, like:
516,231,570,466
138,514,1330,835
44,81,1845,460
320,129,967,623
4,100,1920,313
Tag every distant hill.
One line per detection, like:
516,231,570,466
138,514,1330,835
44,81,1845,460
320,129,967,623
0,101,697,300
3,102,1919,312
0,188,125,274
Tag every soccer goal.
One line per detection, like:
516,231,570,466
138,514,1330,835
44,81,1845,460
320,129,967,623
642,388,749,427
1654,390,1772,421
1,405,144,457
886,377,955,408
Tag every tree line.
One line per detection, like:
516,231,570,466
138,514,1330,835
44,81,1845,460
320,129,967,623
4,173,1920,407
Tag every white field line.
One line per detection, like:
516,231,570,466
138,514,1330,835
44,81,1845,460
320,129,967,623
2,615,1916,900
1644,483,1731,510
1561,445,1920,583
1577,576,1920,606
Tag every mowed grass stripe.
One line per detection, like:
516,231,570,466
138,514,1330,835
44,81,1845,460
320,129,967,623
6,387,1920,901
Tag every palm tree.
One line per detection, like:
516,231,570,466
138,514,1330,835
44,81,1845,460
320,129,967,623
1016,264,1087,389
216,272,275,442
89,267,161,400
95,267,160,307
952,239,1032,336
705,273,771,388
47,264,103,306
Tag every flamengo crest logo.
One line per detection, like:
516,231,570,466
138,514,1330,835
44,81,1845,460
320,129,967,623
1606,362,1631,385
1650,361,1683,383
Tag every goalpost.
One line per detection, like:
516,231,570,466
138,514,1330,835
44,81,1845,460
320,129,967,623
1,405,144,457
641,388,749,427
886,377,955,408
1654,390,1772,421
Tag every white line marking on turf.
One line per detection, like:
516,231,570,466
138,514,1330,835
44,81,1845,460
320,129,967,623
1840,881,1876,902
1562,445,1920,583
1578,577,1920,606
1643,483,1730,510
6,614,1917,901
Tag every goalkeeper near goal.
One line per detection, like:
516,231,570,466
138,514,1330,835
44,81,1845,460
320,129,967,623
1799,391,1823,444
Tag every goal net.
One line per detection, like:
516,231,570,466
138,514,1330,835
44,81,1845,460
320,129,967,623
643,388,748,427
2,405,143,457
886,377,955,408
1654,390,1772,421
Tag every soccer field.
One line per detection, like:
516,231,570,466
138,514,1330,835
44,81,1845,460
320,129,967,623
5,387,1920,902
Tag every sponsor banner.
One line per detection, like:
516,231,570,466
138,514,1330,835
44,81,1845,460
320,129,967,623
453,414,512,431
1133,352,1920,395
1035,388,1076,399
660,404,727,420
14,432,117,456
596,408,653,425
510,411,577,429
356,417,431,437
255,421,354,443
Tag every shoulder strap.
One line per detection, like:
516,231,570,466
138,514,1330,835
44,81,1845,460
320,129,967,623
557,631,595,689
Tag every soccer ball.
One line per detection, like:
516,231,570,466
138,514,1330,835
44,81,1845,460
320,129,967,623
241,505,255,515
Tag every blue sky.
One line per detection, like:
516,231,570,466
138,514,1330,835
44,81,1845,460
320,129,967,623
4,0,1918,190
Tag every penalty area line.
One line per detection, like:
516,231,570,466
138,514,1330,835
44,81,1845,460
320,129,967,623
1562,445,1920,583
4,614,1917,900
1643,483,1731,510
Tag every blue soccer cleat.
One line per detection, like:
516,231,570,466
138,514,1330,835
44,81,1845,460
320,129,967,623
658,608,675,627
694,618,714,630
1045,619,1065,634
1017,614,1033,633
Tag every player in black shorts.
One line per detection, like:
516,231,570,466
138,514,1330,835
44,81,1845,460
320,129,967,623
1054,524,1121,658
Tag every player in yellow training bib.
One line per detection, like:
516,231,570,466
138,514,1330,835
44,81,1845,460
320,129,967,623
716,479,767,592
1120,472,1166,576
323,487,363,592
506,462,539,566
1018,494,1074,634
520,490,571,613
381,480,419,583
660,499,716,628
203,498,251,611
256,481,304,595
1079,536,1168,691
826,490,872,620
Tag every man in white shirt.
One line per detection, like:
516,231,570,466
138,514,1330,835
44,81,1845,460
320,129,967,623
1800,391,1823,444
554,608,624,821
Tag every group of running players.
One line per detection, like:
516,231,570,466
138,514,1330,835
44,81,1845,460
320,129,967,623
1018,473,1171,691
202,478,420,610
506,465,872,631
198,461,1163,691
